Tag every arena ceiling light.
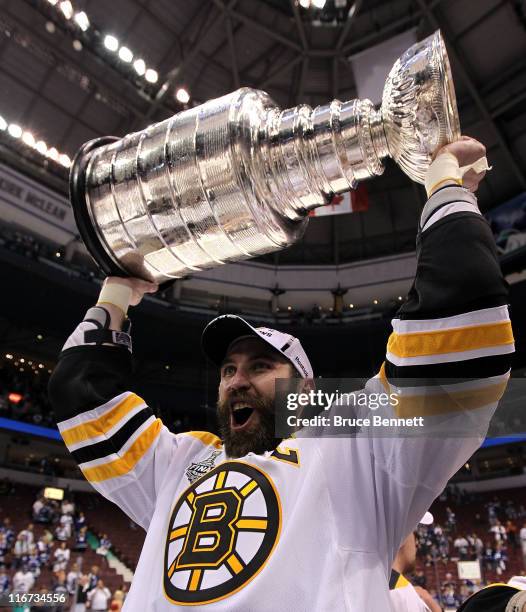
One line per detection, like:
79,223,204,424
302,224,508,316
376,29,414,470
22,131,35,147
133,58,146,76
73,11,89,32
145,68,159,84
0,112,72,168
7,123,22,138
59,0,74,20
175,87,190,104
103,34,119,52
39,1,161,93
118,46,133,63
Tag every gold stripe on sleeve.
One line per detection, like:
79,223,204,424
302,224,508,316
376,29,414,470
186,431,222,449
387,321,513,358
61,394,145,447
393,379,508,418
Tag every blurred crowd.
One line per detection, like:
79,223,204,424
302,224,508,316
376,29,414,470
412,492,526,608
0,362,55,430
0,489,125,611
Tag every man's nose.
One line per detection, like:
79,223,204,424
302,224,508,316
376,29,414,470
227,368,251,392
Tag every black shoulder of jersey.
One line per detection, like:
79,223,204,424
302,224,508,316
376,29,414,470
457,584,519,611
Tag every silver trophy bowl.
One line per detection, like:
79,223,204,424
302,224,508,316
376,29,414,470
70,30,460,284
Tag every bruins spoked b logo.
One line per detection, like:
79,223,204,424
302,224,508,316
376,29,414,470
164,461,281,605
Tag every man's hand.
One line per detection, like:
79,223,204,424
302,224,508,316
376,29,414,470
103,276,159,307
414,586,442,612
432,135,487,193
97,277,159,330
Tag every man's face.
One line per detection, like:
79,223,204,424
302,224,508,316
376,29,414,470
217,337,295,458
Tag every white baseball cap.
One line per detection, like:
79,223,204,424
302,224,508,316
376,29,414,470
201,314,314,379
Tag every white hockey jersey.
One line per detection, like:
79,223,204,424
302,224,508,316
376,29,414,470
49,186,515,611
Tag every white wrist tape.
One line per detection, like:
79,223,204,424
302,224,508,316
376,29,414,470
425,152,491,197
96,281,133,315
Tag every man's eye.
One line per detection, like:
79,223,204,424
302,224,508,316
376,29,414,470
222,365,235,377
253,362,270,371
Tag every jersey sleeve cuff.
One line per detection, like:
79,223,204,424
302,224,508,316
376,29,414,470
420,185,479,230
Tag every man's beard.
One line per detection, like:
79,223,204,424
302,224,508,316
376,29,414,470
216,392,282,458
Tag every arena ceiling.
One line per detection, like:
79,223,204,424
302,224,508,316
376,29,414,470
0,0,525,265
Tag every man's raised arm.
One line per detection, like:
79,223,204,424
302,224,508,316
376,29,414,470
385,136,514,385
47,277,179,529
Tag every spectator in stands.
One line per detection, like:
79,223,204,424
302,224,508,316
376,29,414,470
13,532,30,569
96,534,111,565
454,534,469,560
493,541,508,576
446,507,456,532
52,569,69,611
74,574,90,612
53,542,70,572
35,500,53,524
484,540,495,572
487,501,499,526
441,572,456,593
55,523,69,542
75,512,86,532
467,532,483,560
41,528,54,545
87,579,111,612
19,523,34,548
37,536,50,566
491,520,507,543
506,519,518,550
12,563,35,594
61,498,75,515
67,562,80,596
0,566,10,595
59,511,74,539
87,565,100,591
442,586,460,608
74,526,88,552
110,588,125,611
27,544,41,578
1,517,15,548
32,496,44,520
0,531,8,566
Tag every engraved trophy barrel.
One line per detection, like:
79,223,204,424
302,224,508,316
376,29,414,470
70,30,460,283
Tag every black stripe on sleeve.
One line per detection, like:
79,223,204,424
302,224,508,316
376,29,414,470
70,407,154,465
388,570,400,590
385,353,513,385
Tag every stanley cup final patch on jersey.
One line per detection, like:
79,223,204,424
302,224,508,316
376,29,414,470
163,461,281,606
185,450,222,484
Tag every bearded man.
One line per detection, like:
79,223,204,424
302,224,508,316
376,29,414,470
49,136,514,610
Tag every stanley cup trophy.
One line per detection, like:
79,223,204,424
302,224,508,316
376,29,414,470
70,30,460,283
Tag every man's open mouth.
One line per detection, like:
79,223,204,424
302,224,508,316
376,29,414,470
230,403,256,430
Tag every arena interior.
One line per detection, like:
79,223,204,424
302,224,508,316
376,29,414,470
0,0,526,610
